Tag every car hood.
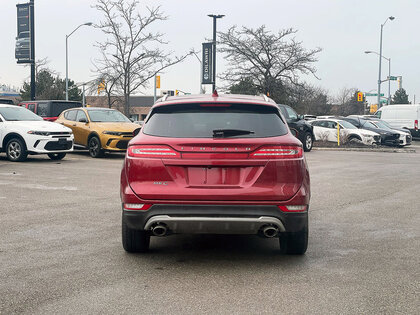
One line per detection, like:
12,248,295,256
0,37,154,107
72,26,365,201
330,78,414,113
354,129,379,136
6,120,72,132
90,122,139,132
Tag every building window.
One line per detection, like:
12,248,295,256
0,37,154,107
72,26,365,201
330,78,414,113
129,114,139,121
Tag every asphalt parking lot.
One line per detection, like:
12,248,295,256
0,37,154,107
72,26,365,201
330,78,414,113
0,147,419,314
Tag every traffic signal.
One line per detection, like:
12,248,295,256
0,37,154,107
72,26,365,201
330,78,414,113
97,80,105,95
357,92,363,102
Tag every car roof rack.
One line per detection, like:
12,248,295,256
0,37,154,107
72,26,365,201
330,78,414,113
161,94,169,102
259,93,275,103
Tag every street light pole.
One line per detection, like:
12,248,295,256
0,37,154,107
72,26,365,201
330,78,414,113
388,58,391,104
65,22,92,101
377,16,394,107
192,51,203,94
365,51,391,104
207,14,224,93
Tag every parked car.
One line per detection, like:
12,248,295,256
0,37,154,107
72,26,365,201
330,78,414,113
121,93,310,254
276,104,314,151
0,99,14,105
0,104,73,162
342,116,401,146
18,100,82,121
309,118,381,145
365,118,412,146
374,104,420,138
303,115,317,121
56,107,140,158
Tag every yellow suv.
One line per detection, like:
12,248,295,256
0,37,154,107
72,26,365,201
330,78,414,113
56,107,140,158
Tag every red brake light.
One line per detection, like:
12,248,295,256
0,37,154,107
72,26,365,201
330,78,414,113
415,120,418,131
250,146,303,159
127,145,180,158
277,205,307,212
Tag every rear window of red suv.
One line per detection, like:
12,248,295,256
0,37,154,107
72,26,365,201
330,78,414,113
143,103,288,138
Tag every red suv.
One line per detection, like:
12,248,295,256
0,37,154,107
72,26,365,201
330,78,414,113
120,93,310,254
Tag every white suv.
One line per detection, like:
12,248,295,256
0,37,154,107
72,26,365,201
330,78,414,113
0,104,74,162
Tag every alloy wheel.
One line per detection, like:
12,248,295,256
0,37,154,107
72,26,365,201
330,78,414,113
306,134,313,150
8,141,21,160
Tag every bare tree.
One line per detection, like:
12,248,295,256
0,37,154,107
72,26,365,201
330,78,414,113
94,0,192,115
334,87,356,107
218,26,322,100
89,72,121,108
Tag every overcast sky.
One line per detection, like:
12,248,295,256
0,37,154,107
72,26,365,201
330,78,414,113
1,0,419,104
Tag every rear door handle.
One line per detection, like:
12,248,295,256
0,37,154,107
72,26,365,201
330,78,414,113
72,124,76,126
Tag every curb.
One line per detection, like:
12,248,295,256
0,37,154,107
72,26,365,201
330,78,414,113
312,147,416,153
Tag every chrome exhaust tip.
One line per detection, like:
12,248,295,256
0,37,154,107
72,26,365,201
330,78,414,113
262,225,279,238
152,224,168,237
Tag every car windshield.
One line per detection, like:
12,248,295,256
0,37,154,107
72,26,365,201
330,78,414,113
143,103,288,138
338,120,357,129
372,120,392,130
0,106,43,121
362,121,379,128
87,110,130,122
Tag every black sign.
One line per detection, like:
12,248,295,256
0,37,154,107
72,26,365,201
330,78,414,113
17,3,30,34
16,3,32,63
202,42,213,84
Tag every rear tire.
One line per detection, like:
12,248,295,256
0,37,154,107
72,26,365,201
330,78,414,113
302,132,313,152
122,214,150,253
279,226,308,255
48,153,66,160
6,138,28,162
88,136,104,158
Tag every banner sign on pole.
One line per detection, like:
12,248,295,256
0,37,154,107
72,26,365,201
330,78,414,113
16,3,32,63
202,42,213,84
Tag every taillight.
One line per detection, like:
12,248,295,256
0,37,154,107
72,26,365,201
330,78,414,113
123,203,152,211
127,145,180,158
415,120,418,131
277,205,307,212
250,146,303,159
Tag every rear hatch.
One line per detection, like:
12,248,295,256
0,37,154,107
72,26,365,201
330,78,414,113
125,102,306,202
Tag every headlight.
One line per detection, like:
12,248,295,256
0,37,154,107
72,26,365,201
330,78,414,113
102,131,121,136
27,131,51,136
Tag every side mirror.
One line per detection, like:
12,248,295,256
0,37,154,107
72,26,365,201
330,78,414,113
297,114,304,120
79,118,88,123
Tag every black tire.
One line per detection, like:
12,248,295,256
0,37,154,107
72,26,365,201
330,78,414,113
279,226,308,255
48,153,67,160
302,132,313,152
88,136,104,158
6,138,28,162
122,214,150,253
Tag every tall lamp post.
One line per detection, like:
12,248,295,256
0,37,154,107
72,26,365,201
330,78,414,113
365,51,391,104
207,14,224,93
66,22,92,101
191,51,203,94
377,16,395,107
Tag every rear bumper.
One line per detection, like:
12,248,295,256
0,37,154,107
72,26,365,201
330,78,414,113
122,204,308,234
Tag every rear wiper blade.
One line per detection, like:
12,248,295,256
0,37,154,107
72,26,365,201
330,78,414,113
213,129,255,138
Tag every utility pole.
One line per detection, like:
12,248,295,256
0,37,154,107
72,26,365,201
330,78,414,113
30,0,35,100
208,14,224,92
153,73,157,104
377,16,395,107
